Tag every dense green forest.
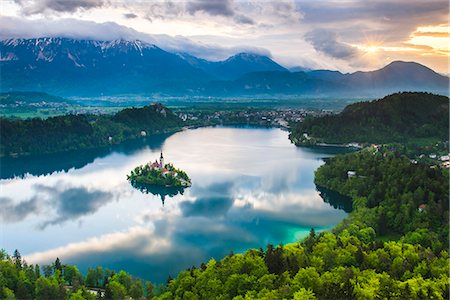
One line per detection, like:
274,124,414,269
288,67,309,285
289,92,449,146
0,104,182,156
315,149,449,249
0,250,158,300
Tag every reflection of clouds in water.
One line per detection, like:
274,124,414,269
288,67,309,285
25,178,346,282
180,196,234,217
180,181,234,217
0,196,41,223
37,184,114,229
26,226,170,265
15,128,350,283
0,183,115,228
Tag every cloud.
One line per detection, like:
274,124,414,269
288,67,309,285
14,0,104,15
179,181,234,217
305,29,360,59
123,13,137,19
0,183,114,227
297,0,449,43
0,16,271,62
25,226,169,264
187,0,234,17
0,16,142,41
35,184,114,228
0,196,40,223
233,14,254,25
143,1,183,21
413,32,450,38
180,196,234,217
3,0,448,73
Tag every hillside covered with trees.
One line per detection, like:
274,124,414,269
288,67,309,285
315,149,449,249
0,103,182,156
289,92,449,145
0,250,158,299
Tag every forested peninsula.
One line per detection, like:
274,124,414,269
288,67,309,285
0,103,181,157
289,92,449,146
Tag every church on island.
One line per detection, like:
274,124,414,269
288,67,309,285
149,152,165,170
127,151,192,195
147,152,176,177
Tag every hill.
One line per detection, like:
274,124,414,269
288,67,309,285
289,92,449,145
1,38,448,97
205,62,448,97
0,103,181,156
347,61,449,94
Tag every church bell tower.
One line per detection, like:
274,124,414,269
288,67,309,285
160,152,164,169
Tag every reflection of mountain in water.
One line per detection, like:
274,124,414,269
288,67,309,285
0,133,173,179
131,181,185,206
316,185,353,213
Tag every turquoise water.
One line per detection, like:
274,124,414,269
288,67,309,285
0,127,349,282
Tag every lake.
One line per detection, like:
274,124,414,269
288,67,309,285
0,127,351,282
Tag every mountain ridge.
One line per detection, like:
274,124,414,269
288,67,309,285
1,37,448,97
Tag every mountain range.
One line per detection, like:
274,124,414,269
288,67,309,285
1,37,448,97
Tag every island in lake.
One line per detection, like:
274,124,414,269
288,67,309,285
127,152,191,188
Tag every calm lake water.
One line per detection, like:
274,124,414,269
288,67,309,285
0,127,351,282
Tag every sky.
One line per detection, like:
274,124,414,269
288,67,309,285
1,0,449,74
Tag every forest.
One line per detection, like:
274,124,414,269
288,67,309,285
0,250,157,300
314,149,449,250
0,104,182,156
289,92,449,146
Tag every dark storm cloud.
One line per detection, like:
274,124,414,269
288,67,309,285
187,0,234,17
0,196,40,223
14,0,104,15
123,13,137,19
305,29,360,59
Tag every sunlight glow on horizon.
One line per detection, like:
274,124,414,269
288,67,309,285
409,25,450,53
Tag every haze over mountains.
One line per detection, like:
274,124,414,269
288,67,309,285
1,37,448,97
